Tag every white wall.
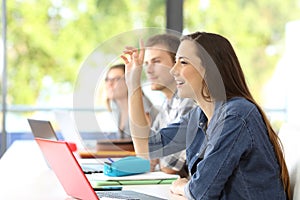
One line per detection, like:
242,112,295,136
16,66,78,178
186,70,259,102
263,20,300,126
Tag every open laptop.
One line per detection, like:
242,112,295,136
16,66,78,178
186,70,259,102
54,111,88,150
54,111,136,158
28,118,59,140
35,138,165,200
27,118,103,174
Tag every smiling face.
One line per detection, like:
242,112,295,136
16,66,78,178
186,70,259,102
170,40,205,101
105,68,127,100
144,45,176,95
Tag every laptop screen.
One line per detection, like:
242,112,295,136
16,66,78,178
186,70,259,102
35,138,99,200
28,119,59,140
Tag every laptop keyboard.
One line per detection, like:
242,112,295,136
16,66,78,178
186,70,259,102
96,190,166,200
96,191,139,200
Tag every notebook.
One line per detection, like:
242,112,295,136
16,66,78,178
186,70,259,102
27,118,103,174
35,138,165,200
87,171,179,186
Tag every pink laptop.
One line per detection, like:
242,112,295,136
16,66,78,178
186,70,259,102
35,138,164,200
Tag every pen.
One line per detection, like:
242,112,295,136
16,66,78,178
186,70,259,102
94,186,122,191
107,158,114,163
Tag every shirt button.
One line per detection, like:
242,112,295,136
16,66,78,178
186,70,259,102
196,153,199,157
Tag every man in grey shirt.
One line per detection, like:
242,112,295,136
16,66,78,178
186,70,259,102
151,91,194,178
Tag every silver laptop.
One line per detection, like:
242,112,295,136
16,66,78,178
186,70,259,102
27,118,103,174
28,118,58,140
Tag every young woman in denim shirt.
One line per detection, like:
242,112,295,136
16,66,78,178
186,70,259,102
122,32,291,199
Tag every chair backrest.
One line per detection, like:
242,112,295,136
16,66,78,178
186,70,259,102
278,123,300,200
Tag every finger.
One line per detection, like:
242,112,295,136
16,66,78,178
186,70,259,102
132,51,139,65
138,39,145,63
123,46,138,54
139,39,144,49
122,49,134,55
169,184,175,193
120,55,129,64
124,46,136,51
123,47,139,55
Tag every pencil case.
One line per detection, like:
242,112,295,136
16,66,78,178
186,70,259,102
103,156,150,177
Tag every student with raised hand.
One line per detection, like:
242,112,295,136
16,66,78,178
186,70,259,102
122,34,196,178
104,63,157,138
122,32,291,199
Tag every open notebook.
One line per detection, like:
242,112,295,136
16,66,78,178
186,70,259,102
87,171,179,187
35,138,165,200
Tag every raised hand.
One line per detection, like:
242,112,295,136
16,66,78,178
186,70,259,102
120,39,145,92
120,39,151,158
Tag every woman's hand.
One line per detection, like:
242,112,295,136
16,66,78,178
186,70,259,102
120,39,145,93
120,40,151,157
170,178,188,197
150,159,159,171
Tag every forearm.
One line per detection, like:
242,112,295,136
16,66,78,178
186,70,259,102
121,41,151,158
129,87,151,158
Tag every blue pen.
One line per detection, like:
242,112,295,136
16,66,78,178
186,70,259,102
107,158,114,163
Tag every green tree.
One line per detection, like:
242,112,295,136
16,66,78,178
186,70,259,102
184,0,300,102
5,0,165,105
5,0,300,107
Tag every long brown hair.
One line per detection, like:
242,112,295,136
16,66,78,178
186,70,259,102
182,32,291,199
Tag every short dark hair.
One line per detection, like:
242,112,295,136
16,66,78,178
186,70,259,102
145,34,180,63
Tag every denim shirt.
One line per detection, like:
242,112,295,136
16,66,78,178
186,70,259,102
149,97,286,200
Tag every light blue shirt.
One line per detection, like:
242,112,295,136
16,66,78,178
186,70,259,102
149,97,286,199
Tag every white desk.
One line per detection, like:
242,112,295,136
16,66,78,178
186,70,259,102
0,140,186,200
